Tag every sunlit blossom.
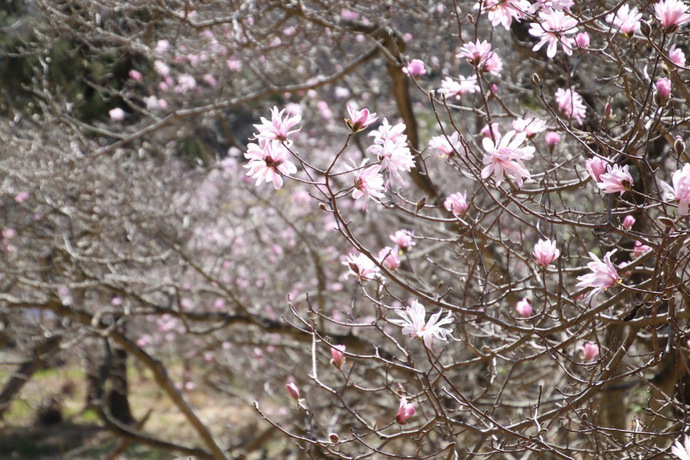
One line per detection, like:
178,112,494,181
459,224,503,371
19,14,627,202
555,88,587,124
597,164,633,194
428,132,462,158
343,253,380,282
474,0,529,30
605,5,642,35
438,75,480,100
654,0,690,30
253,106,301,143
351,160,386,202
529,10,579,59
577,250,620,296
244,140,297,189
671,435,690,460
659,163,690,215
481,130,535,187
378,247,401,270
391,300,454,348
458,40,503,76
390,230,415,250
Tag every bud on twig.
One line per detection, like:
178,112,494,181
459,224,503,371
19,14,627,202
639,20,652,37
674,136,686,155
532,73,541,85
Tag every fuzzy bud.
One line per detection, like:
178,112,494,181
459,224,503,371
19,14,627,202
532,73,541,85
329,433,340,443
285,382,300,401
330,345,346,369
674,136,686,155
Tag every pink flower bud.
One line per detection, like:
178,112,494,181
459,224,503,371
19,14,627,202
581,342,599,362
128,69,143,81
655,77,672,105
575,32,590,49
331,345,346,369
544,131,561,151
378,247,401,271
329,433,340,443
604,102,613,120
444,192,468,216
390,230,414,251
633,241,652,258
622,215,635,230
395,397,415,424
285,382,300,401
515,298,533,317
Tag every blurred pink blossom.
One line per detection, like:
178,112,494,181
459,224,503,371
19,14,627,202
330,345,345,369
444,191,468,216
402,59,426,77
659,163,690,215
622,215,636,230
581,342,600,362
515,298,533,317
654,0,690,30
597,164,633,194
555,88,586,124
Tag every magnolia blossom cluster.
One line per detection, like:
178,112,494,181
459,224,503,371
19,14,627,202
367,119,415,186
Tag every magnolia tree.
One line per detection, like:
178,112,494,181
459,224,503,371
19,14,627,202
2,0,690,458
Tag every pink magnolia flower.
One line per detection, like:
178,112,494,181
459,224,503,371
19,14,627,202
391,300,454,348
395,397,415,424
555,88,587,124
244,140,297,189
378,247,401,270
669,44,686,67
575,32,590,48
343,253,380,282
529,10,579,59
253,106,301,143
622,215,636,230
605,5,642,35
633,241,652,259
352,161,386,201
444,191,469,216
403,59,426,77
597,164,633,194
545,131,561,147
369,119,407,144
474,0,530,30
581,342,600,362
346,106,378,132
390,230,415,250
481,130,535,187
428,132,462,158
577,250,620,293
512,116,547,138
458,40,503,76
285,382,300,400
109,107,125,121
533,238,560,267
654,0,690,30
659,163,690,215
586,157,610,182
515,298,533,317
438,75,480,100
330,345,346,369
672,435,690,460
367,120,414,185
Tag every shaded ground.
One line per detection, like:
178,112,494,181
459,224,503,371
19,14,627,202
0,364,277,459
